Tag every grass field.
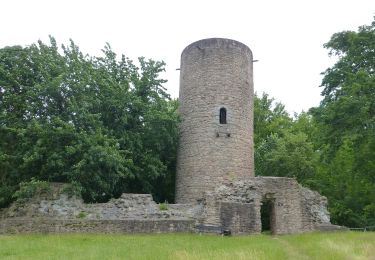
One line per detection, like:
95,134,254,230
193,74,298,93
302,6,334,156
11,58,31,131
0,232,374,259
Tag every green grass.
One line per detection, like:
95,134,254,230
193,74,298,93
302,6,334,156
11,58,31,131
0,232,374,259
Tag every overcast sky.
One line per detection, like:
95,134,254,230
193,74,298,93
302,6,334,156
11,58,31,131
1,0,374,113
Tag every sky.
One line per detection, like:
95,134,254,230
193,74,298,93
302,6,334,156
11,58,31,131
1,0,374,113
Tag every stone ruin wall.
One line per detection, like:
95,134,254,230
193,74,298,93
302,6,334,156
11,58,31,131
198,177,340,235
0,180,343,235
0,183,197,234
0,219,194,234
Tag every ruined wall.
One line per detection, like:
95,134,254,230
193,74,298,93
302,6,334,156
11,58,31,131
300,186,334,230
0,180,342,235
0,219,194,234
0,183,197,234
176,38,254,203
0,184,197,221
220,202,258,234
199,177,336,235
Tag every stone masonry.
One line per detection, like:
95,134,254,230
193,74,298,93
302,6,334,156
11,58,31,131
0,180,343,235
173,38,343,235
197,177,341,234
176,38,254,203
0,183,197,234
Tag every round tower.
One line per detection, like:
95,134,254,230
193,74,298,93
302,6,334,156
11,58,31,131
175,38,254,203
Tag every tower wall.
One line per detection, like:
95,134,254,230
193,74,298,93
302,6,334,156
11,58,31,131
176,38,254,203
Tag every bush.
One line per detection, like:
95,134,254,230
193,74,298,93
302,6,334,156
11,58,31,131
76,211,87,219
0,185,15,208
62,182,83,198
159,202,168,211
12,178,50,202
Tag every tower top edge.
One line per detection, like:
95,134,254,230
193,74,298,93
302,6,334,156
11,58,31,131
181,38,252,57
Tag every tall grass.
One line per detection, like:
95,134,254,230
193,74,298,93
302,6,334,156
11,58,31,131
0,232,374,259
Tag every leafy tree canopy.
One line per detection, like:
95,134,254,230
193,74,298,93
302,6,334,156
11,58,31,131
309,17,375,227
0,37,178,206
254,15,375,227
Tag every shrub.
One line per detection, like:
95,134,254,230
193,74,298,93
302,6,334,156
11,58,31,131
62,182,83,198
76,211,87,219
12,178,50,202
159,202,168,211
0,185,14,208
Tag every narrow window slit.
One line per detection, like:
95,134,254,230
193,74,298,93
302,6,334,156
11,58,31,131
220,107,227,124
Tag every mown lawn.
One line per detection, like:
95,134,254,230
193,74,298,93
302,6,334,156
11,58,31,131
0,232,374,259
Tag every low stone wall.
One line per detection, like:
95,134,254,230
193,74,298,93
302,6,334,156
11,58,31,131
0,181,343,235
300,186,331,230
0,184,199,235
199,177,339,235
220,202,259,234
0,218,195,234
0,185,199,221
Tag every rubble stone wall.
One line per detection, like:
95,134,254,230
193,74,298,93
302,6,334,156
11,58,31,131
0,180,341,235
0,184,196,234
0,219,194,234
0,185,197,221
199,177,334,235
220,202,259,234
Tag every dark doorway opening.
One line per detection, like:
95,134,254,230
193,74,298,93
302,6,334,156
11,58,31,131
261,198,275,234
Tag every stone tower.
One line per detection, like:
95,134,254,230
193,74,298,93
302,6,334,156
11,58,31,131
176,38,254,203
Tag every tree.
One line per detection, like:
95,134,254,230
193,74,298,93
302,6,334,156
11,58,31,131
310,17,375,227
253,92,292,145
254,93,318,184
0,37,178,206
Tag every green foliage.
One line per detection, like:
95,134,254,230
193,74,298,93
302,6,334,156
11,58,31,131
159,202,168,211
0,185,15,207
0,37,178,206
254,92,292,145
254,93,317,184
254,17,375,227
256,132,317,183
309,17,375,227
62,182,83,198
12,178,50,201
76,211,87,219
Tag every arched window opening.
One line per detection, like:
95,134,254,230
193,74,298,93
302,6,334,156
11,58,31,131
220,107,227,124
